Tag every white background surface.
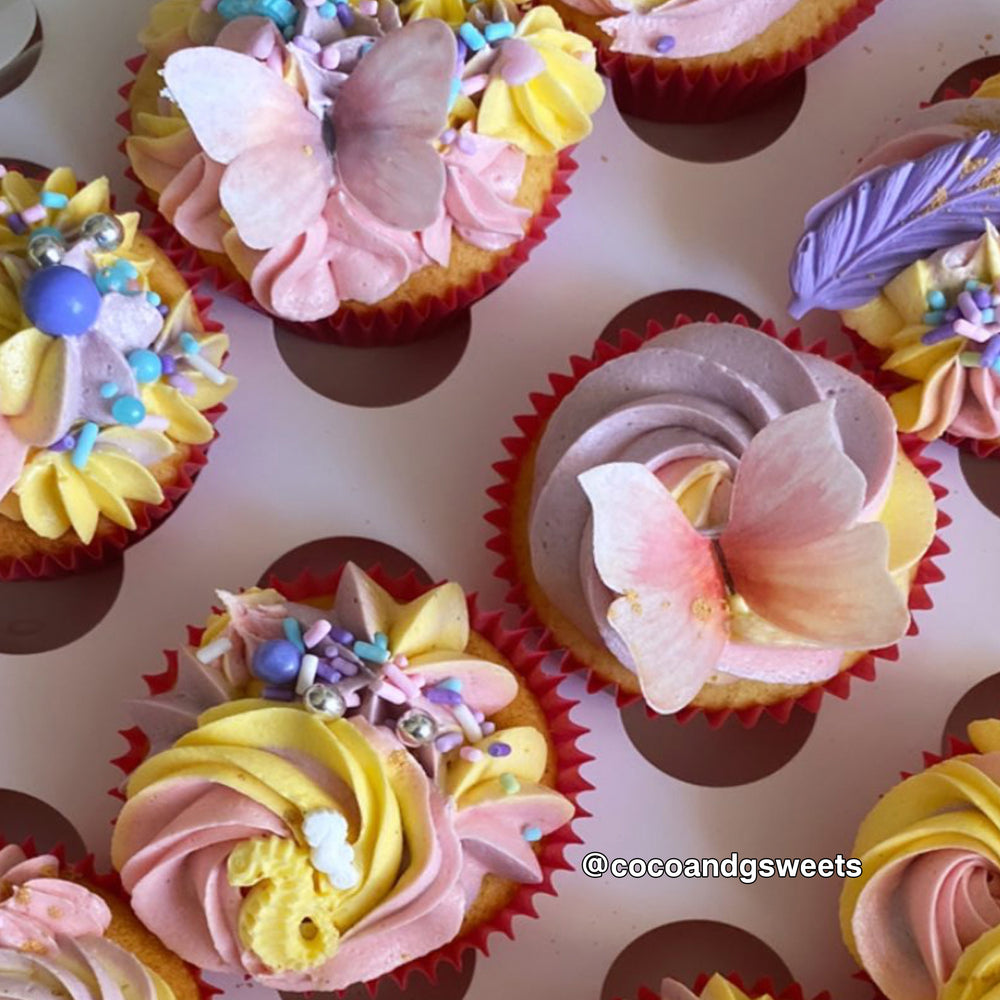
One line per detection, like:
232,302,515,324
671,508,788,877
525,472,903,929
1,0,999,997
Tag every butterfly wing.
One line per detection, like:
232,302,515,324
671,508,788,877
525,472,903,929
332,19,454,230
579,462,728,714
721,400,908,648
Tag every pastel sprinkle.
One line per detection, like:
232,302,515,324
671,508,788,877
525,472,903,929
966,279,986,291
499,772,520,794
196,637,232,664
522,825,542,842
426,685,462,706
293,34,320,53
329,625,354,645
330,655,359,677
169,374,196,395
481,721,496,736
452,702,483,742
21,204,47,224
179,332,200,355
359,0,377,13
927,289,947,310
359,42,373,56
316,662,342,684
975,288,993,309
374,632,389,650
984,308,997,324
354,639,390,664
283,617,306,652
185,351,228,386
461,73,488,96
473,709,485,723
654,34,676,54
958,290,982,324
456,132,475,155
460,746,483,762
488,741,511,757
435,731,464,753
72,422,99,469
438,677,462,692
336,2,354,26
295,653,320,694
320,45,341,70
111,394,146,427
960,350,982,367
146,291,161,306
158,304,169,316
40,191,68,209
384,662,420,700
374,680,407,705
138,415,170,432
100,382,119,399
448,77,461,110
922,310,945,325
484,20,514,42
263,685,295,702
160,354,177,375
304,619,333,649
440,128,457,146
459,23,487,52
921,325,958,346
317,0,336,15
6,214,26,234
49,434,75,452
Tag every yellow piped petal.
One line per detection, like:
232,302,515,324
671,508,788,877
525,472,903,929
446,726,548,800
82,474,138,531
970,719,1000,755
15,460,70,539
974,72,1000,99
842,296,906,350
55,462,100,544
0,327,52,416
389,582,469,658
143,383,215,444
1,172,38,213
85,451,164,505
881,451,937,574
400,0,466,25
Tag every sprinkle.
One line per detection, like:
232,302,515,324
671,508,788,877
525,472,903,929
6,214,26,234
438,677,462,692
395,655,409,668
984,308,997,325
304,619,333,649
954,317,995,342
975,288,993,310
921,324,958,346
426,685,462,706
966,279,986,292
343,688,361,708
316,662,342,684
21,204,47,224
654,34,676,54
960,350,982,367
329,625,354,645
945,307,960,322
317,0,336,15
448,77,461,110
500,772,520,794
336,2,354,26
0,166,6,177
922,310,945,325
983,335,1000,368
435,731,464,753
138,415,170,432
927,289,947,310
481,721,496,736
359,0,377,13
330,655,359,677
283,617,306,652
111,394,146,427
292,34,321,53
460,746,483,762
384,662,420,700
359,42,373,56
100,382,119,399
49,435,75,453
456,132,476,155
158,304,169,316
484,20,514,42
72,422,99,469
263,685,295,702
958,290,982,324
374,632,389,650
320,45,341,70
146,291,161,306
440,128,457,146
354,639,390,664
169,374,196,396
196,637,232,664
487,741,511,757
461,74,488,96
179,332,201,355
160,354,177,375
473,709,485,723
374,680,407,705
185,351,228,386
459,23,487,52
455,38,468,64
0,200,8,214
40,191,68,210
296,653,320,694
452,702,483,742
522,825,542,842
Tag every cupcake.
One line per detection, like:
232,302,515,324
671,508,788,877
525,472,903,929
788,74,1000,455
0,166,236,580
0,840,208,1000
841,718,1000,1000
657,974,816,1000
111,563,582,992
124,0,603,346
488,319,944,722
549,0,882,123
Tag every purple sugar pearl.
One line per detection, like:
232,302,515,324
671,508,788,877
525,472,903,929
654,35,676,54
488,741,512,757
160,354,177,375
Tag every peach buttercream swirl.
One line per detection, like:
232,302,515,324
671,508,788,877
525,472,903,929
842,718,1000,1000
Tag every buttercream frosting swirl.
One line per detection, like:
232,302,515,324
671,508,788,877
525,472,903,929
113,565,573,990
842,718,1000,1000
527,323,936,713
0,846,175,1000
660,976,778,1000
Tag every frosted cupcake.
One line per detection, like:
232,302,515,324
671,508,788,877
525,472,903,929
0,842,207,1000
789,75,1000,455
842,718,1000,1000
658,975,816,999
111,563,579,992
125,0,604,344
0,166,236,579
491,321,942,720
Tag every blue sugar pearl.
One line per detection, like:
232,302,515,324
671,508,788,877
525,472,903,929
484,20,514,43
146,291,161,307
655,34,676,54
252,638,302,685
22,265,101,337
128,348,163,384
40,191,69,210
111,394,146,426
100,382,119,399
114,260,138,281
95,267,123,295
927,289,947,310
318,1,336,16
439,677,462,692
458,23,487,52
522,825,542,843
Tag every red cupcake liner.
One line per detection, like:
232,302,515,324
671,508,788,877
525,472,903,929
0,835,219,1000
627,972,831,1000
0,285,228,582
598,0,883,123
485,312,951,730
109,563,592,997
117,54,578,348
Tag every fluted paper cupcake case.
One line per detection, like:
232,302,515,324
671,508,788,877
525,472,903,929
485,313,950,730
0,287,227,583
109,564,592,997
0,835,219,1000
117,55,578,348
598,0,883,123
627,973,831,1000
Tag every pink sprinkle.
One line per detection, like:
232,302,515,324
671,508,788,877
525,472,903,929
460,746,483,762
473,710,485,723
395,655,409,668
251,28,277,60
303,0,324,5
293,34,321,54
304,619,333,649
440,128,456,146
384,662,420,701
435,732,464,753
955,318,996,343
169,374,196,396
374,681,407,705
359,0,378,13
456,133,476,155
320,45,341,70
461,74,488,97
409,672,426,689
21,204,46,224
343,689,361,709
481,721,496,736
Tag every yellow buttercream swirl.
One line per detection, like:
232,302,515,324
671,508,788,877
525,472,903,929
974,72,1000,100
477,7,605,156
399,0,467,26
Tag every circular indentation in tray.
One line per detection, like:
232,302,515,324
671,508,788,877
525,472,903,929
599,290,762,346
259,536,432,588
959,449,1000,517
621,701,815,787
0,0,42,99
932,55,1000,103
943,671,1000,750
601,920,792,1000
0,561,123,654
284,952,476,1000
0,790,85,858
0,156,49,179
275,309,471,408
619,70,805,164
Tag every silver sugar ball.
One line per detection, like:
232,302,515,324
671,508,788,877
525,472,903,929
303,682,346,719
26,230,66,269
396,709,438,748
81,213,125,252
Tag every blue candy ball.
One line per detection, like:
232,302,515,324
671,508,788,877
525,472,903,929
22,265,101,337
128,349,163,384
252,639,301,685
111,394,146,427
